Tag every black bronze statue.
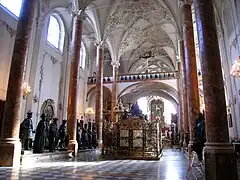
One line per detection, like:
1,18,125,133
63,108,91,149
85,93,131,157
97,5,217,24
20,110,34,150
82,124,89,149
58,120,67,149
33,113,48,153
87,122,92,149
130,102,142,116
76,120,83,150
92,123,97,148
48,118,58,152
194,112,206,161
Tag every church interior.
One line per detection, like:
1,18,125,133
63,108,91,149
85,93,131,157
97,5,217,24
0,0,240,179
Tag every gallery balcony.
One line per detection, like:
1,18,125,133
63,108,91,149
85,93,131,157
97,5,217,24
87,71,179,85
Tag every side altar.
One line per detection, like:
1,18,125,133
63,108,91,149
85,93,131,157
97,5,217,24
102,116,162,160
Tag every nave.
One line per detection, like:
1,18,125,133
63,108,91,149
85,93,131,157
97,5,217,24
0,149,205,180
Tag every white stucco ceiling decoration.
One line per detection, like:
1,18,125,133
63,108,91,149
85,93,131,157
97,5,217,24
129,58,174,73
118,24,174,56
73,0,180,74
126,40,175,68
104,0,176,55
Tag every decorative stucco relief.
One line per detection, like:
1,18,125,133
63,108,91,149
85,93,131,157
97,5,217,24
41,0,51,13
0,20,16,37
104,0,175,39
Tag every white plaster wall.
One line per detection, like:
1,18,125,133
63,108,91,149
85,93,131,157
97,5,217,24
0,6,17,100
0,2,94,129
218,0,240,138
0,5,72,128
77,69,87,118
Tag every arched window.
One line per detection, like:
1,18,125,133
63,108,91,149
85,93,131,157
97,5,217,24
0,0,22,17
80,44,86,69
47,15,65,51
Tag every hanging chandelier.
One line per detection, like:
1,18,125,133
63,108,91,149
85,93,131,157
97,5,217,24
230,56,240,77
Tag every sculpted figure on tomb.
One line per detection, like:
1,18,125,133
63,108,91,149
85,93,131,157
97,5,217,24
33,113,48,153
58,120,67,149
20,110,34,150
48,118,58,152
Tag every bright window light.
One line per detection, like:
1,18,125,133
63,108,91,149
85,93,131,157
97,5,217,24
138,97,148,114
80,45,86,69
47,16,61,49
0,0,22,17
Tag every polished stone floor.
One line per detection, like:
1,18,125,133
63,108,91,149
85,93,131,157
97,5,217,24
0,149,203,180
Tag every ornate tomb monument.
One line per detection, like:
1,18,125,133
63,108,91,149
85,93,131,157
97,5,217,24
103,116,162,160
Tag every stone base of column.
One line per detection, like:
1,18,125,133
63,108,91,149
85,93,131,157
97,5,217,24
0,138,21,167
182,140,187,153
98,140,103,149
188,141,193,152
68,140,78,157
204,143,238,180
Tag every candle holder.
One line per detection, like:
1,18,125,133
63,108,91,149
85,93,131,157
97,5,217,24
22,82,31,100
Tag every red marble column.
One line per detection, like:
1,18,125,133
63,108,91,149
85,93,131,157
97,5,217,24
179,39,189,148
180,0,200,150
194,0,238,179
111,62,119,123
177,61,184,144
67,12,83,156
0,0,37,167
95,43,104,148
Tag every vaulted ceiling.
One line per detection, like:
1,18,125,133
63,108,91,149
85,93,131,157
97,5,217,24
81,0,180,74
39,0,227,76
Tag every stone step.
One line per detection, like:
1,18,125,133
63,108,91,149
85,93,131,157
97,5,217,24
20,149,97,166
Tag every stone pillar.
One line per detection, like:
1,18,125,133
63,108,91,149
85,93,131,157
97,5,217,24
67,11,83,156
111,62,120,123
179,0,200,150
0,0,37,167
177,61,184,144
179,39,189,148
194,0,238,179
95,42,104,148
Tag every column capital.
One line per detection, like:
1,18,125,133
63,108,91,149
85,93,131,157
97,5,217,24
111,61,120,68
71,10,85,20
177,34,184,41
95,40,106,48
35,16,45,30
179,0,193,7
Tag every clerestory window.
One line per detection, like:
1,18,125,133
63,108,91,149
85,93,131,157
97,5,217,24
47,15,65,51
80,44,86,69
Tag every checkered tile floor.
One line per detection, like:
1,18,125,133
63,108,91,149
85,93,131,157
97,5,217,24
0,149,203,180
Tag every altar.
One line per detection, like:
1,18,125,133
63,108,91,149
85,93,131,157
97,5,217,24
102,116,162,160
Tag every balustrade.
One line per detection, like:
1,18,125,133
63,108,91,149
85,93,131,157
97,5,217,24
87,71,179,85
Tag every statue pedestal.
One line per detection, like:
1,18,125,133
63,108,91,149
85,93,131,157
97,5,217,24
0,138,21,167
68,140,78,157
204,143,238,180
